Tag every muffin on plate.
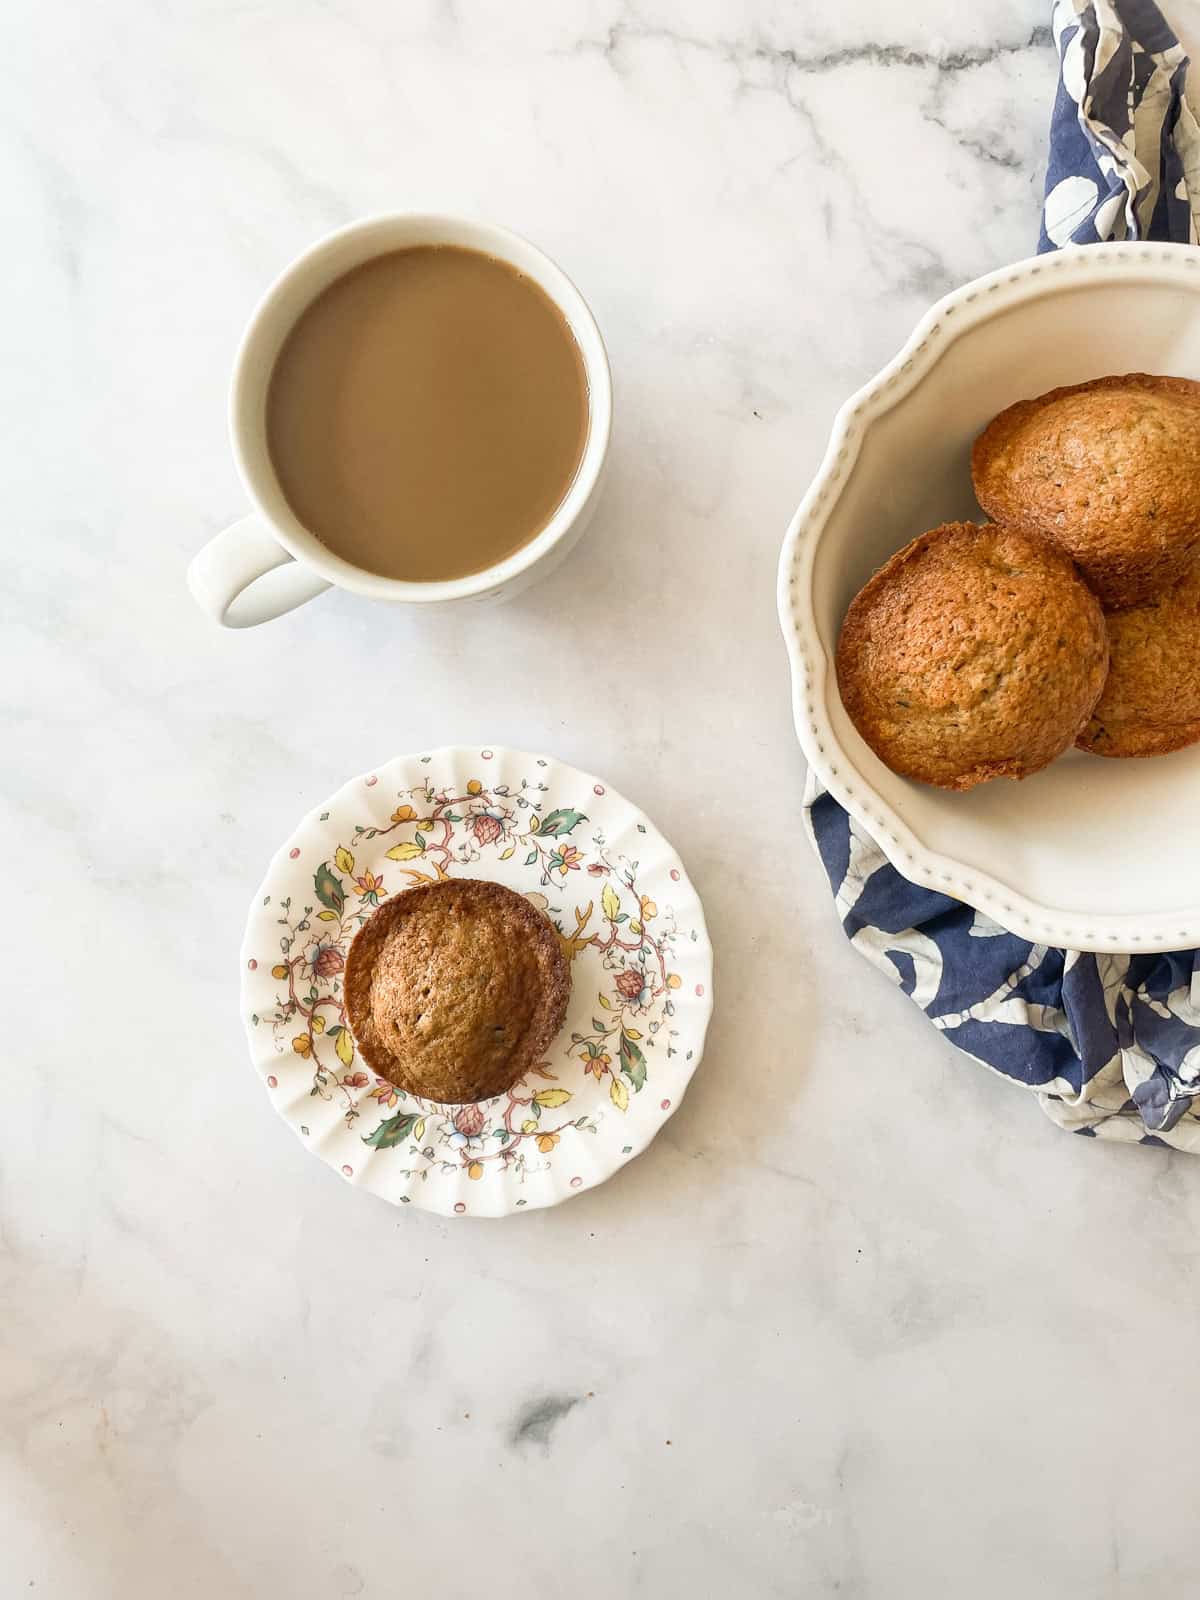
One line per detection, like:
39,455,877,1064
837,521,1108,792
972,373,1200,609
1077,559,1200,759
344,878,570,1103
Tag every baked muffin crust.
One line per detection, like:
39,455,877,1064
972,373,1200,609
344,878,570,1103
836,521,1108,791
1078,559,1200,759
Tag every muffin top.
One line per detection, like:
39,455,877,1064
344,878,570,1104
836,521,1108,792
1078,559,1200,759
972,373,1200,609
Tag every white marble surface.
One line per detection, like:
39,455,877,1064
8,2,1200,1595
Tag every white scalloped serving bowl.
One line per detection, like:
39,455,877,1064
779,242,1200,954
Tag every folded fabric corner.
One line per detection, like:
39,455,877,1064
1041,0,1200,250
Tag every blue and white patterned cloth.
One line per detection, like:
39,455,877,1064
1042,0,1200,247
805,0,1200,1151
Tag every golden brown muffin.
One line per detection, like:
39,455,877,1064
1078,559,1200,758
344,878,570,1103
972,373,1200,609
837,521,1108,791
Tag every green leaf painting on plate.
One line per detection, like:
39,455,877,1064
362,1111,421,1150
313,862,345,915
619,1032,647,1093
537,808,587,838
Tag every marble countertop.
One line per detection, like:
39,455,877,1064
9,2,1200,1595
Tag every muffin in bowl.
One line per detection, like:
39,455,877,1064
836,521,1108,792
1078,558,1200,759
344,878,570,1104
972,373,1200,609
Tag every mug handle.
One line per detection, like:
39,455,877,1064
188,514,332,628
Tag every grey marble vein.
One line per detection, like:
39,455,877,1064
508,1393,584,1452
572,20,1053,81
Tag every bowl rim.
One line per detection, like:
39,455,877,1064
777,240,1200,955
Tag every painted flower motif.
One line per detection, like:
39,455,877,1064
311,943,345,978
553,843,584,875
369,1081,400,1108
271,963,289,980
470,809,505,848
353,870,387,905
640,897,658,922
536,1133,560,1153
614,968,645,1002
583,1050,612,1081
342,1072,369,1089
466,779,483,796
391,804,418,823
453,1103,486,1138
292,1033,312,1057
588,863,610,876
467,1161,484,1180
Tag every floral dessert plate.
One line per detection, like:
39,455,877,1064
240,747,713,1217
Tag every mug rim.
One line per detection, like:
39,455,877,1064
229,212,613,603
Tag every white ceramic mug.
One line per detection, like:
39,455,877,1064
188,214,613,627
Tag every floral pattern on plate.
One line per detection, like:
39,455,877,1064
240,748,713,1217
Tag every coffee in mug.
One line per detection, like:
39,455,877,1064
265,245,589,583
